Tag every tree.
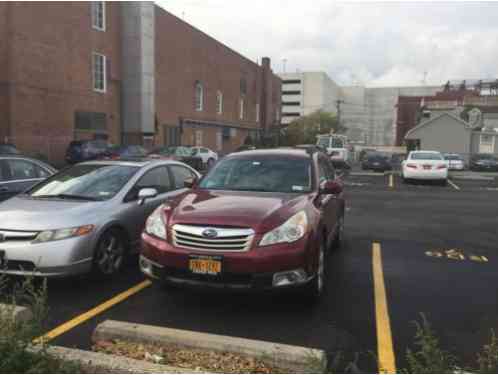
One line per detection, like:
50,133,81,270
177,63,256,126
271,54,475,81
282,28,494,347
281,110,346,146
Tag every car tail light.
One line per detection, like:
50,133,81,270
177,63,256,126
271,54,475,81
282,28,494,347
437,164,447,169
406,164,418,169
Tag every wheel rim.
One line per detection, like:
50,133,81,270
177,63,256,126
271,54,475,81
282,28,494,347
317,246,325,293
96,233,124,275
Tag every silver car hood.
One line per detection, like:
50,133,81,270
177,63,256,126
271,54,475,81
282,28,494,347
0,196,107,231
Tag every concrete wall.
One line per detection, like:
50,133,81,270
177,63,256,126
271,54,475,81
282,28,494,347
280,72,340,125
406,114,471,157
340,85,440,146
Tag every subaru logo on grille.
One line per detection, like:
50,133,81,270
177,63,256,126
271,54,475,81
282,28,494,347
202,228,218,238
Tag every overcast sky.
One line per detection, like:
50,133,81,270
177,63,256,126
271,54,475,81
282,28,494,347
156,1,498,87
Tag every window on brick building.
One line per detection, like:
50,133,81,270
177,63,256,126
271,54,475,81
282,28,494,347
216,91,223,114
92,53,106,93
195,130,203,146
91,2,106,31
239,98,245,120
195,81,204,111
256,103,260,122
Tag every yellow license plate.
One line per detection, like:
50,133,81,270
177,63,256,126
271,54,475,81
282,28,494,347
189,258,222,275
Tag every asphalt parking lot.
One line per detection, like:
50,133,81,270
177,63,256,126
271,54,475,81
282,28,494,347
15,171,498,372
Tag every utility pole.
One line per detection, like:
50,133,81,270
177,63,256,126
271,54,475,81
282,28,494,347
335,99,344,133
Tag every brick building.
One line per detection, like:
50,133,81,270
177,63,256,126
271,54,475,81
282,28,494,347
0,2,281,164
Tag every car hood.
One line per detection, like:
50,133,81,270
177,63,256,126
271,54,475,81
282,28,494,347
166,189,310,234
0,196,107,231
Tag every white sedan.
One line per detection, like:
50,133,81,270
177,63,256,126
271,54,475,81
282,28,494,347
190,147,218,168
401,151,448,185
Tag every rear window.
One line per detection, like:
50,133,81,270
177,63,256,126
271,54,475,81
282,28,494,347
0,144,19,154
410,152,443,161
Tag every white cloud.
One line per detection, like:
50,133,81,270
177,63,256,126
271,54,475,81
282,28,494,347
155,1,498,87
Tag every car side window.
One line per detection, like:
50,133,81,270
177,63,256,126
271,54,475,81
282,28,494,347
201,148,209,154
126,166,172,201
7,160,46,180
0,160,11,182
170,165,195,190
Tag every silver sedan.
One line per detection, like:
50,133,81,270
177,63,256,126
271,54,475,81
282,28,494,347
0,159,200,277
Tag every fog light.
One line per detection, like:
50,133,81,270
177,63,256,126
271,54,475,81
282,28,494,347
272,269,307,287
139,256,154,277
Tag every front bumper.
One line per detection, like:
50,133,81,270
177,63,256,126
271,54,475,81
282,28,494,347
0,235,94,277
140,233,315,291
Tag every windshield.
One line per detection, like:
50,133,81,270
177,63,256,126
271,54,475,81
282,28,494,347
317,138,329,148
0,145,19,154
411,152,443,161
28,164,139,201
199,157,312,193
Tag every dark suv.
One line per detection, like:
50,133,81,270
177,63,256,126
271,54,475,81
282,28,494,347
140,148,345,300
65,140,110,164
0,143,20,155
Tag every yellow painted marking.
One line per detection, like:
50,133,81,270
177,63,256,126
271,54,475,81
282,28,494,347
34,279,151,344
372,242,396,373
425,251,443,258
448,179,460,191
469,255,489,263
388,174,394,189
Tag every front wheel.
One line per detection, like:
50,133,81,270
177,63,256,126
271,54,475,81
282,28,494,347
92,228,127,277
303,243,325,302
207,158,215,168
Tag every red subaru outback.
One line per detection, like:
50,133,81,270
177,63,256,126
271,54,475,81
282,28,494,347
140,148,345,299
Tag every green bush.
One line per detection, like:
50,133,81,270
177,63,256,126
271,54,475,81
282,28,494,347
0,276,82,373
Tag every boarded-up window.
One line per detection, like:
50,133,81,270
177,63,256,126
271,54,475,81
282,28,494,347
75,112,107,132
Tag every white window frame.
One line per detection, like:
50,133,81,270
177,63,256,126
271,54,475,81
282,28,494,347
92,53,106,93
216,91,223,114
195,82,204,112
239,98,245,120
91,2,106,32
480,133,495,153
255,103,260,123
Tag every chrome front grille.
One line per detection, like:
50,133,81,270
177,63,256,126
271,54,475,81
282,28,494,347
172,224,254,252
0,229,39,242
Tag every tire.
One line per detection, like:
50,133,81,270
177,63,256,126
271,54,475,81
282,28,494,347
92,228,127,277
207,158,215,169
332,215,344,250
303,243,325,302
440,179,448,187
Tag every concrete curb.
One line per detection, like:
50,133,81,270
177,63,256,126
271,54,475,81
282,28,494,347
449,174,495,181
0,303,33,323
93,320,327,373
41,345,198,373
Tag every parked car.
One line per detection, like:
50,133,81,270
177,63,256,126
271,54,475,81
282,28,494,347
0,156,56,202
469,154,498,172
148,146,203,171
358,148,377,162
443,153,465,171
234,145,257,153
65,140,110,164
190,146,218,168
106,145,149,160
361,153,393,172
0,159,200,277
0,143,20,155
401,151,448,185
140,148,345,301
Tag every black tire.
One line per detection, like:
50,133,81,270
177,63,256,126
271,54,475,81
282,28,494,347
440,179,448,187
332,215,344,250
207,158,215,168
303,243,325,302
92,228,127,277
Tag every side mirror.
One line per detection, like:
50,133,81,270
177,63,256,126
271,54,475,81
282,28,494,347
320,180,343,195
138,188,158,205
184,176,198,189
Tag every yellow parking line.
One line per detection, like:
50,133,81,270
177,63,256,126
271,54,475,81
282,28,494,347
388,174,394,189
372,243,396,373
34,279,151,344
448,179,460,191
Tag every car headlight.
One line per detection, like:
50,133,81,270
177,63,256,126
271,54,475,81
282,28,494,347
33,225,95,243
145,207,167,240
259,211,308,247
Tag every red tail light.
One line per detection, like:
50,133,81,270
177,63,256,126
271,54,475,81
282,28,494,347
406,164,418,169
437,164,447,169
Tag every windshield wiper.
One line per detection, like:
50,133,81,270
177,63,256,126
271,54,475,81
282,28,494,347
30,194,101,201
